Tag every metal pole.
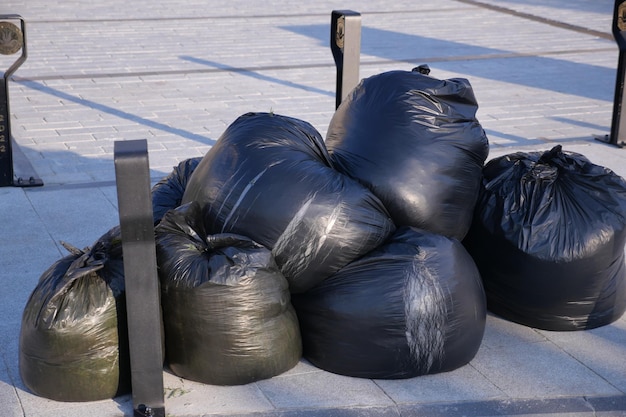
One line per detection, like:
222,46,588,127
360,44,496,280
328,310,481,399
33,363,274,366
330,10,361,109
596,1,626,147
609,50,626,147
114,139,165,417
0,76,12,186
0,14,43,186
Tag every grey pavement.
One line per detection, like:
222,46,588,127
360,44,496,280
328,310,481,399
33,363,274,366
1,0,626,416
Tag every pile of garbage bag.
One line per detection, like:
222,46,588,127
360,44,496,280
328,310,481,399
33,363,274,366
20,67,626,403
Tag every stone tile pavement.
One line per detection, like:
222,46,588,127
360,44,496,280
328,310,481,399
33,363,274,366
1,0,626,416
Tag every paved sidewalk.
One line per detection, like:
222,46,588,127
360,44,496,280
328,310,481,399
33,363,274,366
1,0,626,416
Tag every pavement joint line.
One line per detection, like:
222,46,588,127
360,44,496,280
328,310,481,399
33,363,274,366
454,0,613,40
23,8,474,24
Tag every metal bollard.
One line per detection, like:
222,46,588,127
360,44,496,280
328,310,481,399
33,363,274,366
330,10,361,109
0,14,43,186
597,1,626,147
114,139,165,417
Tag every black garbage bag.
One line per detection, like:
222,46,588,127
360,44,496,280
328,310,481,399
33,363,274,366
151,157,202,224
181,112,395,293
155,201,302,385
325,69,489,241
464,145,626,330
292,226,486,379
19,227,130,402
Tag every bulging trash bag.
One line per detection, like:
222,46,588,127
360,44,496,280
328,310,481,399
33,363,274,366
325,69,489,241
151,157,202,224
19,227,130,402
182,112,395,293
292,226,486,379
155,201,302,385
464,145,626,331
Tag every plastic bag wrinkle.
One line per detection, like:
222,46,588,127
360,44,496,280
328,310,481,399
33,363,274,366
404,258,447,374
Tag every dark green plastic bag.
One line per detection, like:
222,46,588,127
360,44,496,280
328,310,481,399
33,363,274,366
156,201,302,385
19,227,130,402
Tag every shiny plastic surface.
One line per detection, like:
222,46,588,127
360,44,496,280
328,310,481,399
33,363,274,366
182,112,395,293
293,226,486,379
326,69,489,240
155,202,302,385
151,157,202,225
19,227,130,402
465,145,626,330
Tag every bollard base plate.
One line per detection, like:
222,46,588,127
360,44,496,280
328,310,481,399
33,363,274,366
134,404,165,417
593,134,625,148
11,136,43,187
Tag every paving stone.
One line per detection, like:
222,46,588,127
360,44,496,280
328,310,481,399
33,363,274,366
0,1,625,416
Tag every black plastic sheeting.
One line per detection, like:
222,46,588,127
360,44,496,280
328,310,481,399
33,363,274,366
155,202,302,385
464,145,626,330
182,112,396,293
151,157,202,225
19,227,131,402
293,226,486,379
325,69,489,241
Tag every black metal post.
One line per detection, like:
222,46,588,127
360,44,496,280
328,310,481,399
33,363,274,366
330,10,361,109
114,139,165,417
0,14,43,186
597,1,626,147
609,51,626,147
0,76,11,186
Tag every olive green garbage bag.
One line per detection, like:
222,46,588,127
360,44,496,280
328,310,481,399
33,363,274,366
19,227,130,402
156,201,302,385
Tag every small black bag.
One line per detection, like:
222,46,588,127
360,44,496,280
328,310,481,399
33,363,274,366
151,157,202,224
464,145,626,330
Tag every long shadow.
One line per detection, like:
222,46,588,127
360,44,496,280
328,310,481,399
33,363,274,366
16,80,216,146
280,24,616,102
549,116,611,131
483,129,536,145
477,0,612,13
179,55,335,97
